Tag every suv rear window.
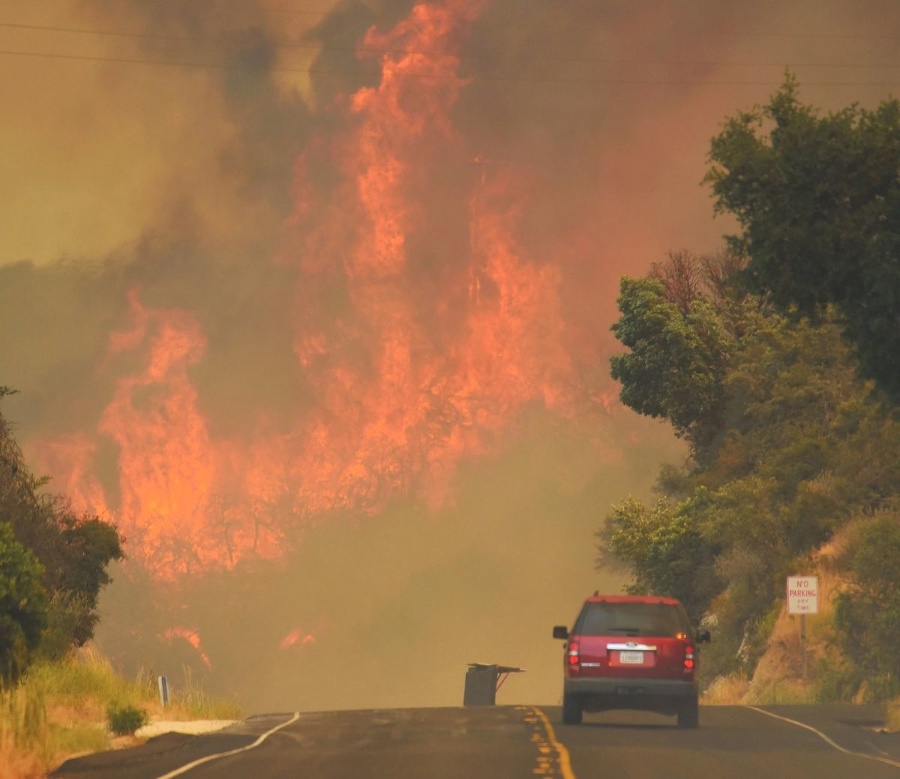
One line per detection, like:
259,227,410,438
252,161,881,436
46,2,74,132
575,602,688,637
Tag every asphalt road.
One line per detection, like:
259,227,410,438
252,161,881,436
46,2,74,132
53,704,900,778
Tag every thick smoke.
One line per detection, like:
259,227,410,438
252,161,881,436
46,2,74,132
1,0,897,710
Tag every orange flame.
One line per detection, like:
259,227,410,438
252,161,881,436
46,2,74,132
30,432,109,518
280,627,316,651
163,626,213,669
28,1,597,578
98,291,218,572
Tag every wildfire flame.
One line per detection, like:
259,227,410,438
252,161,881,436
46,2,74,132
28,1,594,579
280,627,316,652
163,626,213,670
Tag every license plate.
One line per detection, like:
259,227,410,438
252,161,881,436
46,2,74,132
619,651,644,664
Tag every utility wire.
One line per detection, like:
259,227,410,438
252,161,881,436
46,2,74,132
81,0,900,38
1,21,899,72
110,0,339,17
0,46,898,89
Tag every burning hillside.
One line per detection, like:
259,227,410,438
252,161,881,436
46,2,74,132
23,0,593,578
4,0,895,709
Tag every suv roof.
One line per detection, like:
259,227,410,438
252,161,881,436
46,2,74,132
582,594,682,606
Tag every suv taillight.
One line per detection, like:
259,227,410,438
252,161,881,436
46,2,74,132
567,640,580,669
683,645,695,675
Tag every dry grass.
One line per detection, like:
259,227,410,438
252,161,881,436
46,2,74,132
0,647,241,778
701,673,751,705
703,556,844,708
702,672,818,706
885,699,900,732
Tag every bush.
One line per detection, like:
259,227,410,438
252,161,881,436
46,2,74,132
814,653,864,703
1,398,123,667
106,703,148,736
833,512,900,698
38,591,94,662
0,522,49,685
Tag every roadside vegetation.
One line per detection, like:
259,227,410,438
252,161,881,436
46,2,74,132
0,647,241,777
0,394,241,776
0,386,123,684
599,76,900,709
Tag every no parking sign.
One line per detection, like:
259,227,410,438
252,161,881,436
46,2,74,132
787,575,819,615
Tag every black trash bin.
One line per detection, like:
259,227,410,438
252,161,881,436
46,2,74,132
463,664,497,706
463,663,524,706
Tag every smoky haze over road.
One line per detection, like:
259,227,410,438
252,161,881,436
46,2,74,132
1,0,898,712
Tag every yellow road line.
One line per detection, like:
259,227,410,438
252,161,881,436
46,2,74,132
524,706,577,779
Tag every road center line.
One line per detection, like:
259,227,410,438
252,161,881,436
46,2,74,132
155,712,301,778
528,706,577,779
747,706,900,769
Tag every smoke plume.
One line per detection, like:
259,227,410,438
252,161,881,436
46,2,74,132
1,0,896,709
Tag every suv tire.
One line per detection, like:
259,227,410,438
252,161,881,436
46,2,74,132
677,697,699,729
562,693,583,725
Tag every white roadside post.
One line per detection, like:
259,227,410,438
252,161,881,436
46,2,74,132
786,576,819,681
158,675,170,707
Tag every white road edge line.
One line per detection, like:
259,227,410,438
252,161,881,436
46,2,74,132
747,706,900,769
155,712,301,778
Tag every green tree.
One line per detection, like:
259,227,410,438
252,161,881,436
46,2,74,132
0,393,123,659
610,274,733,455
706,75,900,401
0,522,48,684
597,496,721,623
41,513,124,649
602,249,900,682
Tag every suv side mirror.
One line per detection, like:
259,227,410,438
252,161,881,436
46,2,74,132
553,625,569,640
696,628,711,644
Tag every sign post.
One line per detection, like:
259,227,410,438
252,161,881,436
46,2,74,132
786,576,819,681
158,675,170,707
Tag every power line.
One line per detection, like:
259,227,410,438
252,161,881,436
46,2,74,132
0,46,898,89
0,47,238,71
1,21,899,72
96,0,338,17
1,20,221,44
80,0,900,39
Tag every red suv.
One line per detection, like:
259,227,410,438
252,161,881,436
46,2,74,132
552,594,710,728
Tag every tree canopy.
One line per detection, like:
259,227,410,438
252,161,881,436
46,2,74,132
0,390,123,678
609,254,737,457
705,75,900,402
602,249,900,687
603,79,900,686
0,522,47,684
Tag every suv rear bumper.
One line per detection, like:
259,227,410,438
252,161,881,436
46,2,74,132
564,677,697,713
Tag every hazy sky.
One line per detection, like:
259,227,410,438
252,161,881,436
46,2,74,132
1,0,897,710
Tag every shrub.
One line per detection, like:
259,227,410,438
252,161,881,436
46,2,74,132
106,702,148,736
0,522,49,685
833,512,900,698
